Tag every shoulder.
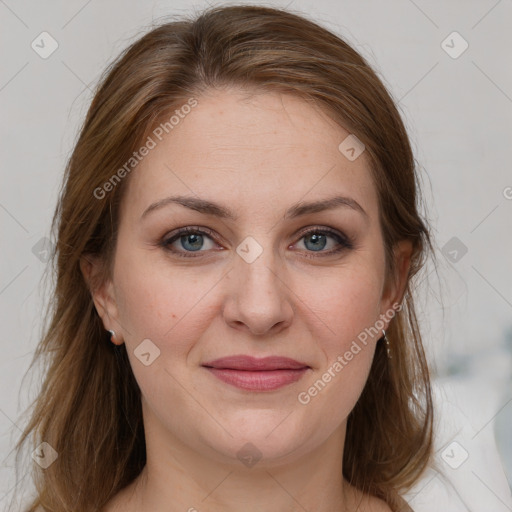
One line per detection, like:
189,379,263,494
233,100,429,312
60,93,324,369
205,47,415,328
367,496,393,511
365,494,413,512
345,482,411,512
374,493,415,512
100,485,137,512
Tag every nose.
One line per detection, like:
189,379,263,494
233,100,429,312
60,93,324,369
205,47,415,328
222,238,294,337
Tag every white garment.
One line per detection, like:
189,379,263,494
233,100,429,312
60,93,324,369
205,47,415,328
401,378,512,511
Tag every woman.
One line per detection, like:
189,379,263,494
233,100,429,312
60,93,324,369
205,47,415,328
15,5,434,511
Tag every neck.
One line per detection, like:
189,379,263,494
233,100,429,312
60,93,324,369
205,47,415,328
113,411,353,511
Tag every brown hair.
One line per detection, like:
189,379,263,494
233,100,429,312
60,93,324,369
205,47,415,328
14,5,435,511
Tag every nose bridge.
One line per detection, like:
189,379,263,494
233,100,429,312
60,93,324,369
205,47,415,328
234,233,282,291
224,233,293,335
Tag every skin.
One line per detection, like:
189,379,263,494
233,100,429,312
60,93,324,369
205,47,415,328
83,87,412,512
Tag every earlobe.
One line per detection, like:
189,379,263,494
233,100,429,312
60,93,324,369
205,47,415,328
80,255,123,343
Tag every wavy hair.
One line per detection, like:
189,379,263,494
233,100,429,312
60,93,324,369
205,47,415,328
14,5,435,511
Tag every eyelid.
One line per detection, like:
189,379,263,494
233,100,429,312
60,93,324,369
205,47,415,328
294,226,353,247
161,225,354,257
161,226,222,251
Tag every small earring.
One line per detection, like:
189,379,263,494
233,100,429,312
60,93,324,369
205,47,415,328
108,329,117,345
382,329,391,359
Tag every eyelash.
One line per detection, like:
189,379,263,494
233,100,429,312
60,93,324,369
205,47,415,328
160,226,354,259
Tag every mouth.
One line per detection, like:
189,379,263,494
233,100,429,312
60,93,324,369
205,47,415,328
201,355,311,391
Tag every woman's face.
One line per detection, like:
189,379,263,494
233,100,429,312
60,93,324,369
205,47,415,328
92,87,410,467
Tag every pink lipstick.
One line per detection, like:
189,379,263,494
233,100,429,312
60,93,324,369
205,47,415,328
202,355,310,391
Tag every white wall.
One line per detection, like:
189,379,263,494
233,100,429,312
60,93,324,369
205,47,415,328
1,0,511,509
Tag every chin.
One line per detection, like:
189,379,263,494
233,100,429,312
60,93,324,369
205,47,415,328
199,416,320,468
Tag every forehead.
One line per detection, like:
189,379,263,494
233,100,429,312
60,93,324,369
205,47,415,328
121,88,379,222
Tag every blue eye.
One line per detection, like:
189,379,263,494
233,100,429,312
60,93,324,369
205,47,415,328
293,227,354,259
174,231,210,252
161,226,353,258
300,231,338,252
162,227,219,256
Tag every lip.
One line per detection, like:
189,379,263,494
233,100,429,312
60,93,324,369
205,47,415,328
203,355,309,371
202,355,310,391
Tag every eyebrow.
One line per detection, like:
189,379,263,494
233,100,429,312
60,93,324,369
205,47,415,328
140,194,368,222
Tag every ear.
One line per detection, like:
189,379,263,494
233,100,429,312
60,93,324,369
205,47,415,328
379,239,413,323
80,254,124,345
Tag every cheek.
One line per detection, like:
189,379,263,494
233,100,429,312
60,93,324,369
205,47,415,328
113,249,221,355
112,262,220,412
293,263,383,413
298,261,383,348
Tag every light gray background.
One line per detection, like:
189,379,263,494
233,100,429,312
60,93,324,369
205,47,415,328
1,0,511,510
